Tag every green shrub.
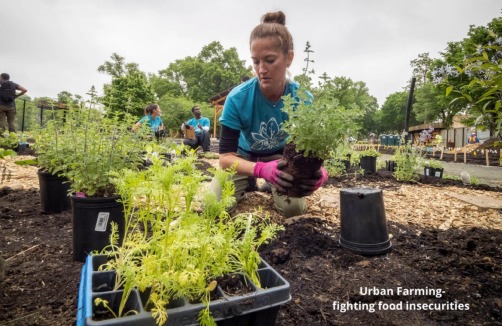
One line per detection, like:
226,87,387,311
393,141,422,182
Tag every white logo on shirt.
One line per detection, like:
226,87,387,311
250,118,287,151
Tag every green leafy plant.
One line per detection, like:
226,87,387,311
424,159,443,169
393,141,422,182
282,91,360,161
444,174,479,185
279,89,361,196
31,108,68,176
357,148,382,158
0,148,16,185
323,159,348,177
97,153,283,326
0,132,20,150
33,106,149,197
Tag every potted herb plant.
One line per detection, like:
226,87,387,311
52,107,148,261
77,154,289,326
32,109,74,214
280,90,361,197
423,159,444,178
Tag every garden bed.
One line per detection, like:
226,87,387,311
0,155,501,325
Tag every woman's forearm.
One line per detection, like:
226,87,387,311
219,153,255,176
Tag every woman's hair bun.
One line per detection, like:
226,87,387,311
261,11,286,25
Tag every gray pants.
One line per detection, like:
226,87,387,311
183,130,211,152
0,106,16,133
210,154,307,218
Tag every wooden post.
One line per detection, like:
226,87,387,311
454,149,457,162
440,147,444,160
464,149,467,163
486,150,490,166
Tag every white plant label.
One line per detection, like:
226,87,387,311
95,212,110,232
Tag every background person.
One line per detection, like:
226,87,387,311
133,103,166,140
0,73,27,133
181,105,211,153
368,132,376,145
467,132,479,144
210,11,328,218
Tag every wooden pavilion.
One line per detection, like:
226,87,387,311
208,86,235,138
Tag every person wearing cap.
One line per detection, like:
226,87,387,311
467,132,479,144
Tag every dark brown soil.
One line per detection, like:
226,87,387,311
282,142,324,197
0,156,501,325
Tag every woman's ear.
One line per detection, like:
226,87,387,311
287,50,294,67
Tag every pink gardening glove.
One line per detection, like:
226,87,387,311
253,159,293,192
313,167,329,191
297,166,329,197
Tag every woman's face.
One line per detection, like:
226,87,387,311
152,106,161,117
251,37,293,99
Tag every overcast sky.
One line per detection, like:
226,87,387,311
1,0,500,106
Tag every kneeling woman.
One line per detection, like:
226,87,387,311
134,103,166,140
211,11,327,217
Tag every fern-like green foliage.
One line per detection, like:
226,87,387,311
281,89,362,160
99,153,283,326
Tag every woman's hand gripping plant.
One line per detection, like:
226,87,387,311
279,88,362,196
98,150,283,326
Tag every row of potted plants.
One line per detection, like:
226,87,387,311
29,105,292,325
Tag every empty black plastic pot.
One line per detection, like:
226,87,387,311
385,160,397,172
359,156,377,174
339,188,392,255
37,169,71,213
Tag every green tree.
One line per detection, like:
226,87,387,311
377,91,419,133
413,81,463,128
410,53,433,86
317,76,378,137
98,53,156,116
153,41,251,102
434,16,502,136
14,96,38,132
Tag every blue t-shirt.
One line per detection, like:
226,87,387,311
220,78,298,156
186,117,210,134
139,115,163,132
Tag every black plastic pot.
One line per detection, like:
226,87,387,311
359,156,377,174
339,188,392,255
424,167,443,178
342,159,351,171
385,160,397,172
37,169,71,213
71,196,125,262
